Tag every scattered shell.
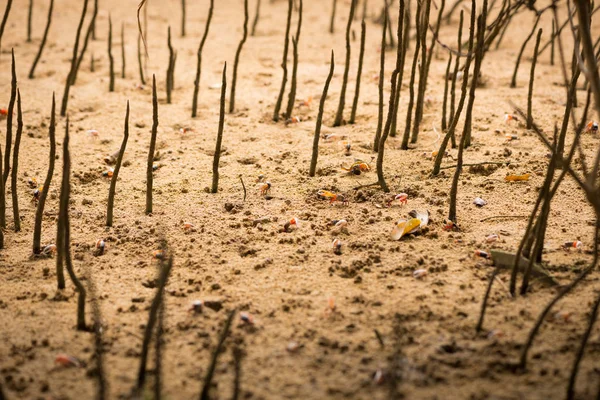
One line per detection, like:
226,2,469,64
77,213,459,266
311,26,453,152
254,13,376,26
413,269,428,279
473,197,487,207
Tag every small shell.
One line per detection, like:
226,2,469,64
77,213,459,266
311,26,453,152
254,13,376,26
189,300,203,314
183,222,194,231
55,354,82,368
413,269,428,279
473,197,487,207
373,369,385,385
240,312,254,324
485,234,499,243
332,238,343,254
333,219,348,227
487,329,504,339
286,341,300,353
391,218,421,240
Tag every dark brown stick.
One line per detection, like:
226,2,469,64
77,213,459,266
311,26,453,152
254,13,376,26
449,10,463,147
60,0,89,116
410,0,432,144
27,0,33,42
330,0,337,33
191,0,214,118
199,309,237,400
88,276,107,400
28,0,54,79
135,253,173,395
33,94,56,254
566,291,600,400
390,6,410,138
442,52,452,131
72,0,98,85
285,0,302,119
0,0,13,56
137,32,145,84
349,19,366,124
108,14,115,92
399,0,422,150
527,28,542,129
0,144,4,230
166,26,174,104
377,0,405,192
550,19,555,66
251,0,261,36
181,0,186,37
146,75,158,214
373,10,387,152
61,117,87,331
212,63,227,193
510,15,540,88
273,0,293,122
475,266,499,333
3,49,16,188
310,50,335,177
230,0,249,113
121,22,126,78
11,89,22,232
332,0,356,127
107,101,129,227
518,223,599,369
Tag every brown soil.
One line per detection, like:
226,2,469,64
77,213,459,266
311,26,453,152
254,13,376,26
1,0,599,399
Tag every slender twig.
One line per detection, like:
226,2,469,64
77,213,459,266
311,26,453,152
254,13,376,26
27,0,33,42
463,1,487,148
212,64,227,194
0,144,4,230
442,53,452,131
121,22,126,79
527,28,542,128
108,14,115,92
432,3,475,176
33,94,56,254
232,346,243,400
0,0,13,56
373,11,387,152
273,0,293,122
88,275,107,400
518,223,599,369
191,0,215,118
4,50,16,187
350,19,366,124
107,101,129,227
566,291,600,400
135,253,174,395
333,0,356,126
251,0,261,36
400,0,422,150
230,0,250,113
28,0,54,79
137,32,145,84
11,89,23,233
377,0,405,192
60,0,89,116
410,0,433,145
390,6,410,138
239,175,246,201
199,309,237,400
146,75,158,214
310,50,335,177
181,0,186,37
479,215,529,222
449,10,463,147
285,0,302,119
166,27,175,104
510,15,540,88
475,266,499,333
330,0,337,33
61,117,88,331
550,19,555,66
72,0,98,85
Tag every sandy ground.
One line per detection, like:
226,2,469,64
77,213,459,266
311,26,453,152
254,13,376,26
0,0,600,399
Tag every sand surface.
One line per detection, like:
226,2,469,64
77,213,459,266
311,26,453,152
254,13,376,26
1,0,599,399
